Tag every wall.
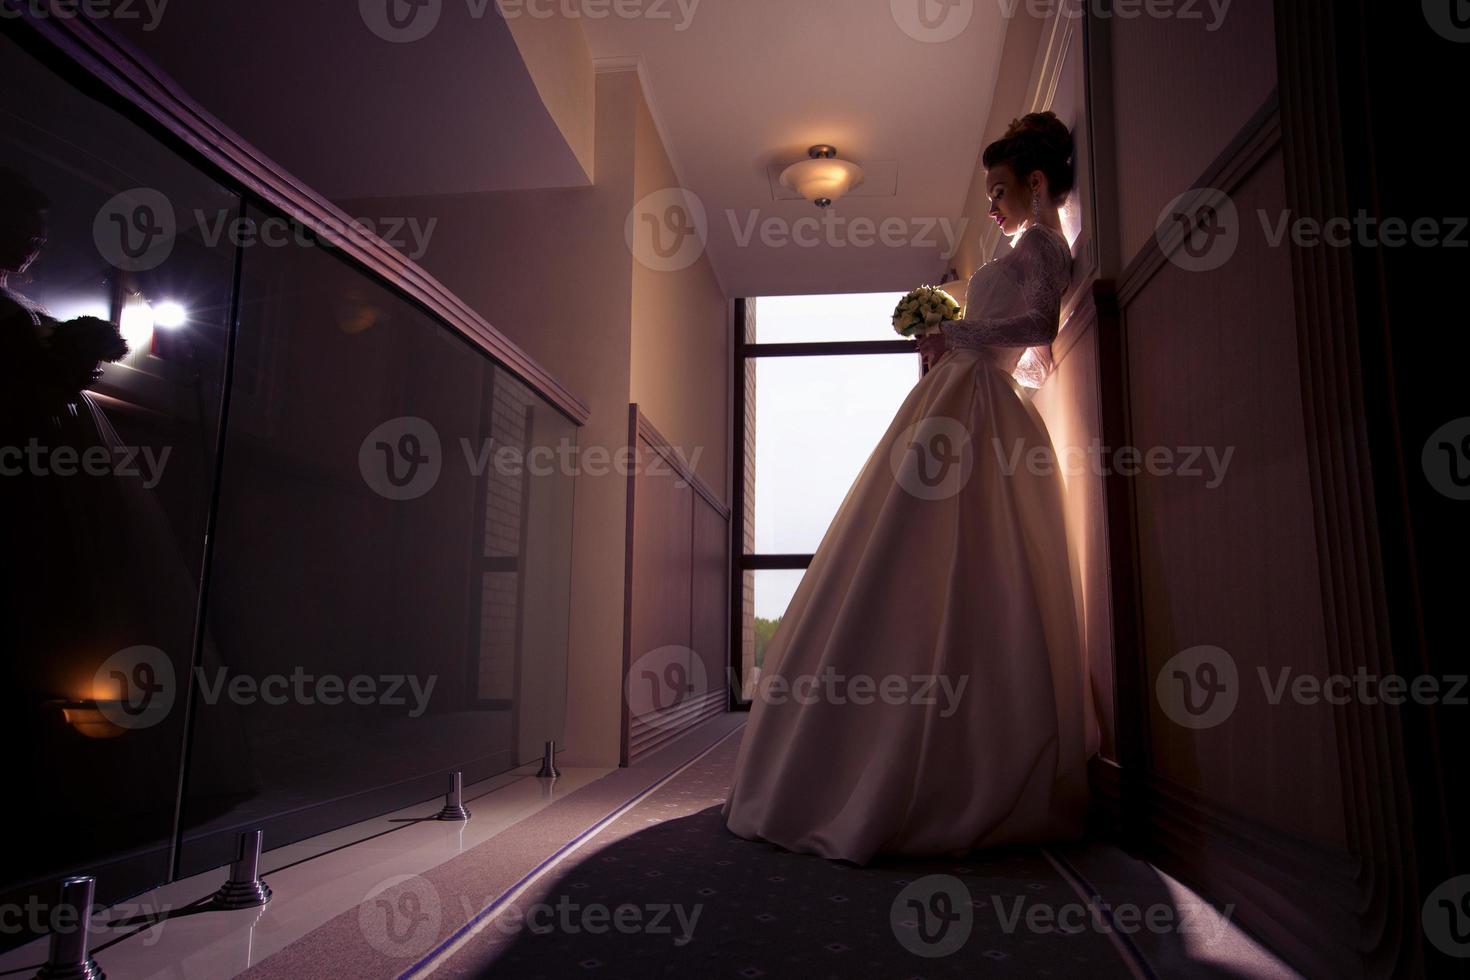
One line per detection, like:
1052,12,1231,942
499,5,597,182
346,69,729,767
629,80,732,504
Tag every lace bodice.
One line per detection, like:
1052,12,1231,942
938,223,1071,386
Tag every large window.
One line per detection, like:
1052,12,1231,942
734,294,921,701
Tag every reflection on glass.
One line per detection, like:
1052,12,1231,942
0,24,239,942
176,207,576,875
752,353,919,554
0,19,578,953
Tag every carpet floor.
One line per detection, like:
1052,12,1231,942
242,717,1140,979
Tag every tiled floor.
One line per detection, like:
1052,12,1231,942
0,759,612,979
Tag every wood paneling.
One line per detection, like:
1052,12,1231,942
622,404,730,764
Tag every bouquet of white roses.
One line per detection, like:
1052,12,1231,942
892,285,961,337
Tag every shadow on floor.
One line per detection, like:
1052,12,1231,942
453,803,1136,979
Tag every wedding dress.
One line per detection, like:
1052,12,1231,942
721,222,1099,865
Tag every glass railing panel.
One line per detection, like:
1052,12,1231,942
0,23,239,945
174,205,576,875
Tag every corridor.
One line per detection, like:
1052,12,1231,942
0,716,1295,979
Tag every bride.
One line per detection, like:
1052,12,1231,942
721,111,1100,865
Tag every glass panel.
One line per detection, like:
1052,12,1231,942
738,568,807,699
176,208,576,874
751,353,919,554
0,24,238,942
754,291,919,343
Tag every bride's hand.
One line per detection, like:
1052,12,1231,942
915,331,949,368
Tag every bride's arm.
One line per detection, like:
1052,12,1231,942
938,229,1070,350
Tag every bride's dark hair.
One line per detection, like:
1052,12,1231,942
982,111,1075,202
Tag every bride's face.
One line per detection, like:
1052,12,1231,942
985,163,1036,236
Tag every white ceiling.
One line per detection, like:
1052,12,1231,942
580,1,1009,296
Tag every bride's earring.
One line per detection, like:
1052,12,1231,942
1030,185,1043,227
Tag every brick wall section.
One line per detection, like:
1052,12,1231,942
477,375,538,701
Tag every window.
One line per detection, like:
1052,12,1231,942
733,293,920,700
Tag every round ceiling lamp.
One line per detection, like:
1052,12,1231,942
779,145,865,209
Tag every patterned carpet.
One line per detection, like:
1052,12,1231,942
435,727,1135,979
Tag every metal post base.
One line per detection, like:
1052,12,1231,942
536,739,561,779
34,876,104,980
436,771,470,821
34,961,105,980
211,830,272,910
212,878,273,911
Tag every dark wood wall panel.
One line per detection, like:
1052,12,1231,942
691,498,730,702
1124,152,1346,847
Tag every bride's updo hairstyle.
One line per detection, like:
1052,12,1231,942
982,111,1075,204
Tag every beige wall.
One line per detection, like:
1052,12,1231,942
346,69,728,767
629,85,731,504
499,5,597,182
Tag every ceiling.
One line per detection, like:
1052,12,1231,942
108,1,1008,297
580,1,1008,296
109,1,587,200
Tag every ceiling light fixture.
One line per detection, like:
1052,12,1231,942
779,145,865,209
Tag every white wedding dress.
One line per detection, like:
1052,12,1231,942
722,222,1099,864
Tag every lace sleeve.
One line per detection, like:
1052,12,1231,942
939,227,1070,350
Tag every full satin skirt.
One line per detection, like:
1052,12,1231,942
721,347,1098,865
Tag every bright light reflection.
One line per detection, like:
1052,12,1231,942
153,301,187,329
118,296,154,352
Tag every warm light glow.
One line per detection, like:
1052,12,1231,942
153,300,188,329
60,705,126,739
780,154,865,207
